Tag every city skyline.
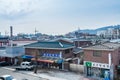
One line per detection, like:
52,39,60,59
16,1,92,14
0,0,120,35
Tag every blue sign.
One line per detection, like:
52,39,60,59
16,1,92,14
42,53,60,58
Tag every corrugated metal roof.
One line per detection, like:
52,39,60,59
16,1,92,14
83,42,120,51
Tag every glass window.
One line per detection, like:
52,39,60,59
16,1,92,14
65,49,70,54
93,51,102,57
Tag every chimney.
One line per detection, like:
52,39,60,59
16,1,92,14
10,26,13,39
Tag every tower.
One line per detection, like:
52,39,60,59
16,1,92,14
10,26,13,40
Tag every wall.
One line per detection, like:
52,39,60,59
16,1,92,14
25,48,73,59
84,50,113,63
69,63,84,73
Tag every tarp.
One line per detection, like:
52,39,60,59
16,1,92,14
55,59,63,64
22,55,34,59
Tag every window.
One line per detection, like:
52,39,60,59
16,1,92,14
65,49,70,54
93,51,101,57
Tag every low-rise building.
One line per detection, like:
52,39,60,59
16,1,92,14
83,42,120,79
0,46,24,64
24,41,75,70
73,39,92,48
0,37,9,47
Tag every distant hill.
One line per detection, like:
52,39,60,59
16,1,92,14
76,25,120,34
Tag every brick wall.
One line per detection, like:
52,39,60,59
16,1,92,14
84,50,111,63
25,48,73,59
84,49,120,66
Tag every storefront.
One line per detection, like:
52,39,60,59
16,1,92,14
84,61,111,80
32,57,64,69
24,41,74,70
31,52,64,69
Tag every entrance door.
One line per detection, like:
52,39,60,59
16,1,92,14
87,67,91,76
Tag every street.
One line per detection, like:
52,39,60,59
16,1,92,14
0,66,84,80
0,67,45,80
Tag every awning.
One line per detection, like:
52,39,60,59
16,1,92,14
31,57,63,64
31,58,54,63
22,55,34,59
55,59,63,64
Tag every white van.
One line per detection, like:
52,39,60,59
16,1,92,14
16,61,34,71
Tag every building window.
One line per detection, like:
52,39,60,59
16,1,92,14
93,51,101,57
65,49,70,54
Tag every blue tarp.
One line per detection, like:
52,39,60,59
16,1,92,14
22,55,34,59
56,59,64,64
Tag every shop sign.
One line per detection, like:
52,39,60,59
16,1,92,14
92,62,110,69
43,53,60,58
85,62,92,67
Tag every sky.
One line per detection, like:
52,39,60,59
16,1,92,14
0,0,120,35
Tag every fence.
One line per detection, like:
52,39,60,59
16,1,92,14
69,63,84,73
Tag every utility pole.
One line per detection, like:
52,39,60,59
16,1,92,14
34,50,38,74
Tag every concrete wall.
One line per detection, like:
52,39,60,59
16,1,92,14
69,63,84,73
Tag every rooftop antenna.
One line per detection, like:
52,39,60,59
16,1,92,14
35,28,38,36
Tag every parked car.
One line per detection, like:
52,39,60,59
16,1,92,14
0,75,16,80
0,61,12,66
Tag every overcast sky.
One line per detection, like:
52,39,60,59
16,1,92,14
0,0,120,35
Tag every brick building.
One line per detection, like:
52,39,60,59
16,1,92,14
24,41,74,70
83,42,120,80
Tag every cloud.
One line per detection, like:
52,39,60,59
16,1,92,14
0,0,53,19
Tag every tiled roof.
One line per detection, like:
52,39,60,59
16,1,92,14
24,41,74,49
83,42,120,51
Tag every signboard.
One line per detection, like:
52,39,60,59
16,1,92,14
92,62,110,69
85,62,92,67
84,61,110,69
43,53,60,58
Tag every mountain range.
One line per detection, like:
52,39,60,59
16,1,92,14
76,25,120,34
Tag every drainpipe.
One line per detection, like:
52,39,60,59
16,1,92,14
60,51,64,70
109,53,114,80
108,53,111,67
77,58,80,64
60,51,62,58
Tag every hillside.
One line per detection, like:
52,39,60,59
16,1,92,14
77,25,120,34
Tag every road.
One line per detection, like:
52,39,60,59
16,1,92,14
0,66,84,80
0,67,45,80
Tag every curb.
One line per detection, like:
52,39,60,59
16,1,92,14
2,67,49,80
